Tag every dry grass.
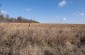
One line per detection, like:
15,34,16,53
0,23,85,55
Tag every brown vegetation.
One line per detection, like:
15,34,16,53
0,23,85,55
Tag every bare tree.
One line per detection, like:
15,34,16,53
17,16,23,22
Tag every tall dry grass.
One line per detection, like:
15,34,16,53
0,23,85,55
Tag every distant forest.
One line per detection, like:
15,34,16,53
0,11,39,23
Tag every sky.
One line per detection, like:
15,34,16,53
0,0,85,24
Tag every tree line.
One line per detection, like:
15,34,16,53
0,13,39,23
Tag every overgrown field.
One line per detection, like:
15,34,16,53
0,23,85,55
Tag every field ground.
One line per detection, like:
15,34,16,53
0,23,85,55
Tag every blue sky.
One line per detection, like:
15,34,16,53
0,0,85,23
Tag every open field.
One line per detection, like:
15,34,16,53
0,23,85,55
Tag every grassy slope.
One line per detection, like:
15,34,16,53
0,23,85,55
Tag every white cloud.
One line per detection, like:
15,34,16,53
73,12,85,16
60,17,67,21
73,13,78,16
80,13,84,16
25,8,31,12
62,17,66,21
0,11,7,14
58,0,67,7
